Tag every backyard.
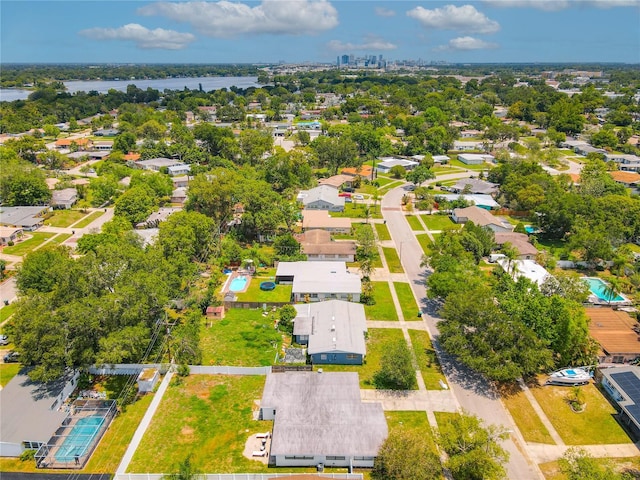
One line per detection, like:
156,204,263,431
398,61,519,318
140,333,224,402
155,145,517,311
364,282,398,321
529,381,632,445
408,330,447,390
2,232,56,256
200,308,282,366
393,282,421,321
234,269,292,303
319,328,410,388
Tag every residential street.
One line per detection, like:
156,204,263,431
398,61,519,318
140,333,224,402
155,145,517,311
381,174,544,480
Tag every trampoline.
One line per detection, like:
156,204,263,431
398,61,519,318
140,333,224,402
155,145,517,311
260,281,276,291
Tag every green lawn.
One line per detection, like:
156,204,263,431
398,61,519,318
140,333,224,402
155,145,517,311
3,232,56,256
499,384,554,444
0,363,22,387
0,303,17,323
539,457,640,480
84,392,154,473
408,330,447,390
378,181,404,194
383,246,404,273
386,411,438,453
73,210,105,228
44,209,87,228
416,234,434,255
200,309,282,366
421,214,455,231
406,215,424,231
434,411,460,428
449,158,490,171
393,282,421,321
128,375,280,473
234,269,292,303
373,177,396,187
330,203,383,219
530,383,632,445
374,222,392,241
319,328,410,388
625,243,640,254
48,233,72,247
365,282,398,321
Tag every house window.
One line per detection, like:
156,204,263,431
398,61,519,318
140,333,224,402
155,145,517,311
23,441,42,449
310,293,318,298
346,354,357,359
354,456,374,461
284,456,314,460
320,354,327,360
613,356,624,363
327,456,346,460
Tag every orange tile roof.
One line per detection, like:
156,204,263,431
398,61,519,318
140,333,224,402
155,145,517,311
342,165,374,177
610,170,640,184
586,308,640,355
55,138,71,146
568,173,581,183
124,152,141,161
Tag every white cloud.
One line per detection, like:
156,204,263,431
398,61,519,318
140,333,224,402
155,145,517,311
327,35,397,52
434,36,499,51
483,0,639,11
374,7,396,17
138,0,339,37
79,23,195,49
407,4,500,34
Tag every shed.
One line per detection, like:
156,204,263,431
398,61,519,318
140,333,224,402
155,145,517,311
206,305,225,320
137,368,159,393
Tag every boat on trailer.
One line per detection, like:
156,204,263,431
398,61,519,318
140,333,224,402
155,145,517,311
545,367,592,386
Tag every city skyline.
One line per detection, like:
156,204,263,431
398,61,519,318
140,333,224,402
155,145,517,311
1,1,639,65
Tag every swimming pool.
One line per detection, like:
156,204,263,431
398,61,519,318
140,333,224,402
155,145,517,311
524,226,538,234
229,275,248,292
582,277,624,302
55,415,104,463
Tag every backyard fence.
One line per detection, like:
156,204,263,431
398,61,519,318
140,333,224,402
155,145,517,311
114,474,362,480
271,365,312,373
89,364,271,376
224,301,290,310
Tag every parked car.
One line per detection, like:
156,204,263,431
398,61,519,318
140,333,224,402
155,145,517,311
3,351,19,363
0,334,8,346
353,194,364,200
338,192,352,198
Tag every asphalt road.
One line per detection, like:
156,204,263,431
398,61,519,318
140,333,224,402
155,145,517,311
382,176,542,480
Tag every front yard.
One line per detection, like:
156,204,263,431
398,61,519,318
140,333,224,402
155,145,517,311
2,232,56,256
200,309,282,366
393,282,421,321
319,328,409,388
408,330,447,390
406,215,424,231
329,204,383,219
73,210,105,228
383,246,404,273
498,383,554,444
529,381,632,445
44,209,86,228
421,214,455,231
364,282,398,321
374,222,392,241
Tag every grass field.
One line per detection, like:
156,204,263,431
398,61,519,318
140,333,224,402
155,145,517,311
499,384,554,444
0,363,22,387
374,222,392,241
421,215,455,231
416,234,434,255
539,457,640,480
330,203,383,219
408,330,447,390
406,215,424,231
3,232,57,256
529,382,632,445
128,375,277,473
382,247,404,273
73,210,105,228
200,309,282,366
365,282,398,321
44,209,87,228
319,328,410,388
0,303,17,323
393,282,421,321
234,269,292,303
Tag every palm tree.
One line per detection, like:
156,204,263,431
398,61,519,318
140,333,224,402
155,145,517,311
603,277,623,305
501,242,519,276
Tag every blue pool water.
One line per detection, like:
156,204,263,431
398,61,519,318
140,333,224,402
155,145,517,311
229,276,248,292
524,226,537,234
55,416,104,463
582,277,624,302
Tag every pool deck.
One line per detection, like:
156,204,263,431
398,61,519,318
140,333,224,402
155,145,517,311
221,271,252,295
582,276,633,306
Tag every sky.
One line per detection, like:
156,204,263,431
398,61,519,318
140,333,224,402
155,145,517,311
1,0,639,64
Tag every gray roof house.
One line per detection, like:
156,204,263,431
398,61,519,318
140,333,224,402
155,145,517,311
434,194,500,210
132,158,184,172
450,179,498,195
599,366,640,440
50,188,78,209
293,300,367,365
0,370,78,457
275,261,361,303
0,206,51,231
259,371,387,468
297,186,345,212
376,157,419,173
300,229,356,262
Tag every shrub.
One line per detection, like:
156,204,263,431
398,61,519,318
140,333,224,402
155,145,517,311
7,241,14,246
177,364,190,377
20,449,36,462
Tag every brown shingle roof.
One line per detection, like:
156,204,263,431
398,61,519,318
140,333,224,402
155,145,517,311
494,232,538,256
610,170,640,185
586,308,640,355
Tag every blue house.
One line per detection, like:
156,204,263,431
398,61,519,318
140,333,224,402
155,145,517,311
293,300,367,365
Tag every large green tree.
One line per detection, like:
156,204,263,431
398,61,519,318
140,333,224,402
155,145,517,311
372,429,442,480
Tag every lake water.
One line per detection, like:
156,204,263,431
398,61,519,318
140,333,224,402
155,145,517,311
0,76,260,102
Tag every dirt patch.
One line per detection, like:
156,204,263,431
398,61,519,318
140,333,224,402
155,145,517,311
242,431,271,464
181,426,195,436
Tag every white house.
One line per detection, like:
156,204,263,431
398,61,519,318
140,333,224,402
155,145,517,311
376,157,419,174
497,258,551,287
275,261,361,302
167,164,191,176
259,372,387,468
458,153,494,165
297,186,345,212
50,188,78,209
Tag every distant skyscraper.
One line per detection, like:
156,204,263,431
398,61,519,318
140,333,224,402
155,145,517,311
349,54,354,64
341,54,349,65
337,56,340,66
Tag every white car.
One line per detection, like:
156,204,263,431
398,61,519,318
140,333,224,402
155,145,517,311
353,194,364,200
0,335,8,346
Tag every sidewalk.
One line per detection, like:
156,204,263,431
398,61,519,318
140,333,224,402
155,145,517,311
527,442,640,463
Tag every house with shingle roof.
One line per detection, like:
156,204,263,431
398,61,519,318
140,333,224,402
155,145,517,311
299,229,356,262
297,186,345,212
452,206,513,232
